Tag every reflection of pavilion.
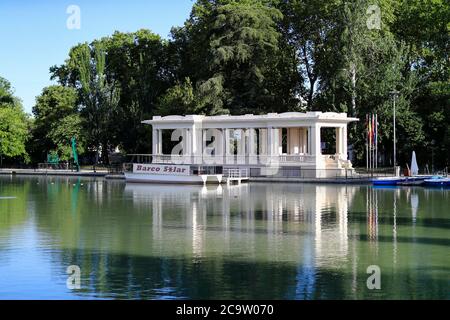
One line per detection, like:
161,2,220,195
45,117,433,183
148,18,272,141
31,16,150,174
124,183,246,257
124,183,357,299
124,183,356,267
261,184,354,264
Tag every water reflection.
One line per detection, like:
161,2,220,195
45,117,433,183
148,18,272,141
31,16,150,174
0,176,448,299
123,183,355,265
410,191,419,224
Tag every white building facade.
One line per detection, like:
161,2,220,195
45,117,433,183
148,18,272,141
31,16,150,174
142,112,358,178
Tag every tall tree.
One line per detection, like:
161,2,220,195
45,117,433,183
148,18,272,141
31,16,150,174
31,85,84,162
103,30,173,153
393,0,450,169
71,42,120,164
168,0,299,115
51,30,172,154
279,0,425,166
278,0,340,109
0,76,30,164
43,0,447,169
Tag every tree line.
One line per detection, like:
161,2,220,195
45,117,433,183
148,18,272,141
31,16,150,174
0,0,448,169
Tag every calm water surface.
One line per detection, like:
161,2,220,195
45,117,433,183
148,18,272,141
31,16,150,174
0,176,448,299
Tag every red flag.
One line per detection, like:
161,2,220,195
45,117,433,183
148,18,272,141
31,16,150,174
372,114,375,146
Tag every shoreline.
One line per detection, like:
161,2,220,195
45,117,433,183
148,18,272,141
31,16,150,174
0,168,107,178
0,168,373,184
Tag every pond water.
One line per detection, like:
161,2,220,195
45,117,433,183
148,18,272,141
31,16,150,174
0,176,448,299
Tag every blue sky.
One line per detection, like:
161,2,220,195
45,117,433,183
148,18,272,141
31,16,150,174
0,0,193,114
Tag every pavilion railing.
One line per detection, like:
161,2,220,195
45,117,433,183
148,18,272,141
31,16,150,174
224,168,249,179
126,154,318,166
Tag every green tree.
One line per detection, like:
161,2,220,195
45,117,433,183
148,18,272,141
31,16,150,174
0,77,29,163
51,30,172,154
278,0,341,109
156,77,196,115
102,30,173,153
47,114,85,161
0,107,29,161
0,77,15,106
169,0,299,115
393,0,450,169
279,0,426,166
30,85,83,162
71,42,120,164
43,0,448,169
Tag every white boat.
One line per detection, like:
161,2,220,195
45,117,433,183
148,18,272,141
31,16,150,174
124,163,224,184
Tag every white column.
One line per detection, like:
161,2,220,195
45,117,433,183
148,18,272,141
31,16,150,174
183,129,188,155
152,128,158,155
212,128,223,159
297,128,302,154
192,127,197,158
288,128,300,154
259,129,267,156
248,128,257,164
236,129,246,164
199,127,204,162
182,129,189,161
271,128,280,155
342,125,348,160
278,129,283,155
267,128,272,156
189,128,194,156
336,127,341,155
224,128,232,164
193,126,203,164
213,129,224,162
310,125,321,157
184,128,194,158
300,128,307,154
311,124,323,178
158,130,162,154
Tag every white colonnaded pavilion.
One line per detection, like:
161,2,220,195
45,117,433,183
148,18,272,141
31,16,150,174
135,112,358,178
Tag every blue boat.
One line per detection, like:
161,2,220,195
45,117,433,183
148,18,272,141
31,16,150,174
372,177,406,186
397,176,433,186
372,176,432,186
423,177,450,187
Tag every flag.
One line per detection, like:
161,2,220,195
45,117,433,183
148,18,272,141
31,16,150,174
372,114,376,146
374,114,378,146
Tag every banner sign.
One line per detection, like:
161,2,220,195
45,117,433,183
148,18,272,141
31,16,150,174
133,164,190,176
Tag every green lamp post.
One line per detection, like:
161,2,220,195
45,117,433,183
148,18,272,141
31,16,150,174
71,137,80,172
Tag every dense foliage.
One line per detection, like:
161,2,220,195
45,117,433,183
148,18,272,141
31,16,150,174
0,77,30,164
30,85,84,162
2,0,449,169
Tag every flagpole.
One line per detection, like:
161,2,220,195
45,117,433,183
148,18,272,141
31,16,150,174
368,114,371,172
369,114,372,174
366,114,369,172
375,114,378,169
372,114,375,171
371,114,374,172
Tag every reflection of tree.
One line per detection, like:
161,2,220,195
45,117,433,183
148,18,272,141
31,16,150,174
19,178,449,299
346,186,450,299
0,177,30,233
